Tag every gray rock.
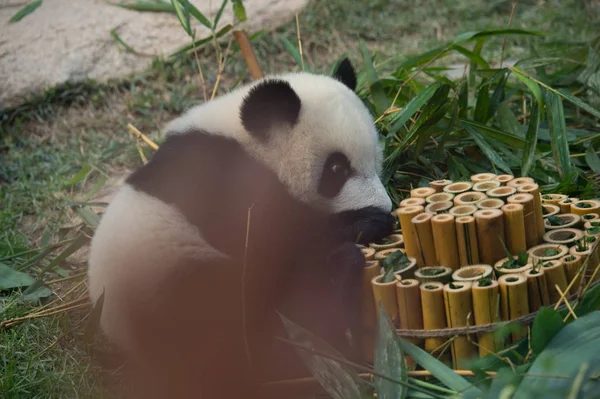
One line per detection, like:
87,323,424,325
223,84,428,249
0,0,308,110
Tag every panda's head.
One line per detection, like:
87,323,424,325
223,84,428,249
237,59,392,217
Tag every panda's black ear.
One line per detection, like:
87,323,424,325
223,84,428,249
333,57,357,92
240,79,301,142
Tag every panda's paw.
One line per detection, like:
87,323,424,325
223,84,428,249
341,207,395,245
327,241,366,274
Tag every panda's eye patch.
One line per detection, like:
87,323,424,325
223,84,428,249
318,152,352,198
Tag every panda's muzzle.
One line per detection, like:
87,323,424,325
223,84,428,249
334,206,395,245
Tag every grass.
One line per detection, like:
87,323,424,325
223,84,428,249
1,0,600,397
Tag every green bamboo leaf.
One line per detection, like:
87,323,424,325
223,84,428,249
511,66,544,110
474,83,490,123
450,44,490,69
453,28,544,44
110,29,138,54
171,0,193,36
75,207,101,227
374,307,408,399
389,83,441,134
281,37,308,71
496,102,524,138
181,0,213,29
9,0,42,23
545,90,575,179
458,80,468,118
110,1,174,13
463,123,513,174
169,24,232,57
22,284,52,302
0,262,35,290
231,0,246,22
585,145,600,174
30,234,90,281
63,164,92,186
521,100,540,176
575,283,600,317
213,0,229,29
359,40,390,116
530,307,564,356
460,119,527,148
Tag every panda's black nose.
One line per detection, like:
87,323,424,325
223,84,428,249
336,206,395,245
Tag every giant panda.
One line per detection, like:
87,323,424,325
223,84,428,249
87,58,395,399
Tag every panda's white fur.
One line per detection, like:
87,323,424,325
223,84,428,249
87,63,394,397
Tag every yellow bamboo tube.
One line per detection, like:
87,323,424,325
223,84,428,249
452,264,493,282
541,193,568,205
584,220,600,230
454,191,488,206
540,259,568,304
474,209,506,266
443,282,477,369
361,260,380,362
559,198,579,214
431,214,460,270
443,182,473,195
455,216,481,267
543,228,584,247
561,254,583,293
506,177,535,188
507,193,537,249
425,192,455,204
370,233,405,251
494,256,533,276
582,213,600,222
396,279,424,347
472,180,501,193
528,243,569,265
396,206,425,267
571,200,600,216
414,266,453,284
569,244,599,283
425,201,454,215
419,283,448,357
524,267,550,312
411,187,437,199
498,274,530,342
361,247,376,261
374,248,406,262
471,173,497,182
430,179,453,193
542,204,561,219
399,197,426,208
412,213,438,267
477,198,505,210
371,274,399,324
486,186,517,201
495,174,514,185
502,203,527,256
544,213,581,231
449,205,478,217
471,279,501,357
518,184,546,243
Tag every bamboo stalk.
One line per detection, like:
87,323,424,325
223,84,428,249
443,282,477,369
540,259,569,304
425,192,455,204
476,198,505,210
498,273,530,342
454,191,487,206
429,179,453,193
443,182,473,195
396,206,425,266
471,279,501,357
371,274,399,324
506,177,534,188
419,282,449,357
517,184,546,244
471,173,497,183
449,205,478,217
474,209,506,266
412,213,438,267
361,260,380,363
396,279,424,348
507,193,537,249
233,30,263,80
431,214,460,270
414,266,453,284
411,187,437,199
524,267,550,312
399,197,426,208
495,174,514,185
502,203,527,256
559,198,578,214
561,254,583,293
472,180,501,192
455,216,481,266
452,264,493,282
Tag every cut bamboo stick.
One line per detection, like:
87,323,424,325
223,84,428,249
524,267,550,312
233,30,263,80
559,198,578,214
544,213,581,230
507,193,537,249
584,220,600,230
495,174,514,185
502,203,527,256
370,233,405,251
543,228,584,247
371,274,399,324
452,264,493,282
374,248,405,262
582,213,600,222
494,257,533,276
361,247,376,261
542,204,561,219
412,213,438,267
517,184,546,243
471,279,501,357
431,214,460,270
498,273,529,342
472,180,501,192
419,282,448,357
540,193,567,205
425,201,453,215
411,187,437,199
476,198,505,210
425,192,455,204
396,279,424,347
443,282,477,369
569,244,599,283
561,254,583,293
486,186,517,201
399,197,426,208
396,206,425,266
361,260,381,362
506,177,534,188
474,209,506,266
528,243,569,265
454,191,487,206
443,182,473,195
449,205,478,217
430,179,453,193
471,173,497,182
540,259,568,304
414,266,453,284
455,216,481,267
